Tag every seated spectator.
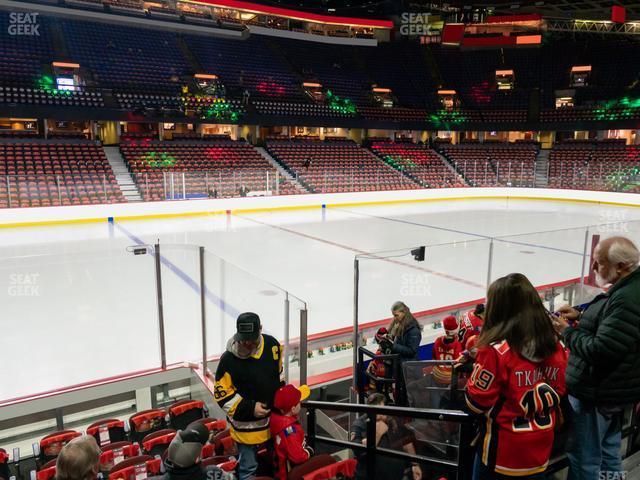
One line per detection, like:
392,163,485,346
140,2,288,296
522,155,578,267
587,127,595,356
351,393,416,479
365,327,393,400
270,384,314,480
465,273,568,479
431,315,463,384
56,435,100,480
150,422,230,480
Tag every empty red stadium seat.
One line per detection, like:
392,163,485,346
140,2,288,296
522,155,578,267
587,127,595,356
37,430,82,464
168,400,206,431
87,419,127,447
99,442,140,472
141,429,177,457
128,409,167,445
107,456,161,480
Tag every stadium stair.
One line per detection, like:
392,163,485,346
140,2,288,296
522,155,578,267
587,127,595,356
535,149,550,188
48,21,71,61
255,147,311,194
263,38,308,100
435,148,471,187
423,47,444,97
176,34,204,76
104,146,142,201
487,157,499,178
370,148,429,188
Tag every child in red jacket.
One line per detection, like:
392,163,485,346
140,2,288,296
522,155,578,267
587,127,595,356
270,384,314,480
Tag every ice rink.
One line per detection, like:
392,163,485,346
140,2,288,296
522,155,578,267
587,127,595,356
2,198,640,402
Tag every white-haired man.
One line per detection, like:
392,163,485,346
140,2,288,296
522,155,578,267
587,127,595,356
554,236,640,480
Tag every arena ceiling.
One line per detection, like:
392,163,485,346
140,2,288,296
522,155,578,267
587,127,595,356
442,1,640,20
252,0,640,21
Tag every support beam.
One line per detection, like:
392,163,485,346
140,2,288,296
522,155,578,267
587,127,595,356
546,18,640,35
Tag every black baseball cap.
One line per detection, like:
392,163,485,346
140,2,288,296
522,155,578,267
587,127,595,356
167,421,210,468
235,312,261,342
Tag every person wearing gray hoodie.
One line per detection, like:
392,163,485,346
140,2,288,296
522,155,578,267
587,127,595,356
214,312,284,480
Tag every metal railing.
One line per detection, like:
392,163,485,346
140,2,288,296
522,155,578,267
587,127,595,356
303,400,476,480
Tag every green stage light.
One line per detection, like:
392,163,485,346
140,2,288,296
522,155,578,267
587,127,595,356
326,90,356,115
383,155,416,170
141,151,176,168
36,75,73,96
605,165,640,191
594,97,640,121
429,110,467,129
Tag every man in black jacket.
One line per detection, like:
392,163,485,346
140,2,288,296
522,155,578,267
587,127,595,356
554,236,640,480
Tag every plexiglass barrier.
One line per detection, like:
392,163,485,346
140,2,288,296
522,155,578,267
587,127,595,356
152,244,309,384
490,226,590,291
0,246,159,402
131,170,295,202
403,361,466,460
346,219,640,401
2,217,638,403
201,249,307,384
0,241,308,404
355,239,491,339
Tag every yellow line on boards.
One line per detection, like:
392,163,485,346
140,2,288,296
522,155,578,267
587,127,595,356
0,194,638,228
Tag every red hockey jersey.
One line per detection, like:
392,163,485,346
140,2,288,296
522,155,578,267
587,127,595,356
458,310,484,350
433,336,463,362
270,412,312,480
432,336,463,384
465,340,567,477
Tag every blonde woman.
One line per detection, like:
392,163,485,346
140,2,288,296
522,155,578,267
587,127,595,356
379,301,422,405
387,301,422,361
